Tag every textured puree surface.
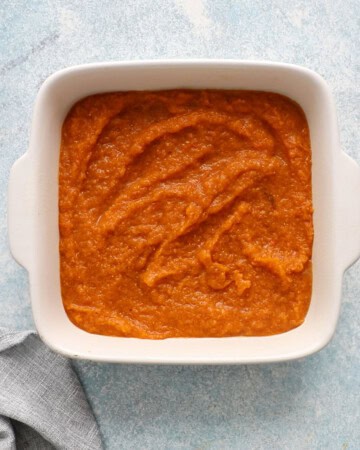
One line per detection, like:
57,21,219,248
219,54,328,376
59,90,313,338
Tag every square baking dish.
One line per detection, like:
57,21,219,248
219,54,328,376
8,60,360,363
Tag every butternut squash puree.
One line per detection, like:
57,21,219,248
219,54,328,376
59,90,313,338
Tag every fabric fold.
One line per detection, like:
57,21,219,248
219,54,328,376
0,329,102,450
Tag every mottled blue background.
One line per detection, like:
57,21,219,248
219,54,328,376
1,1,359,449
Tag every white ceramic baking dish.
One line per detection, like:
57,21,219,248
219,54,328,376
8,60,360,364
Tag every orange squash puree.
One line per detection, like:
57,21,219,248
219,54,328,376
59,90,313,339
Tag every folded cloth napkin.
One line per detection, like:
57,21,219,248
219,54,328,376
0,328,103,449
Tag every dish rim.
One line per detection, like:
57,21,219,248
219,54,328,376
8,59,360,364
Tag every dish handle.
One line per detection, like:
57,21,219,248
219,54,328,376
338,152,360,271
8,154,33,269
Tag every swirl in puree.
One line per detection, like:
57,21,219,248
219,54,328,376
59,90,313,338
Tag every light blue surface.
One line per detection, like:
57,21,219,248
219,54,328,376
1,1,359,448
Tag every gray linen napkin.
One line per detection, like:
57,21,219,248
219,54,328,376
0,328,103,449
